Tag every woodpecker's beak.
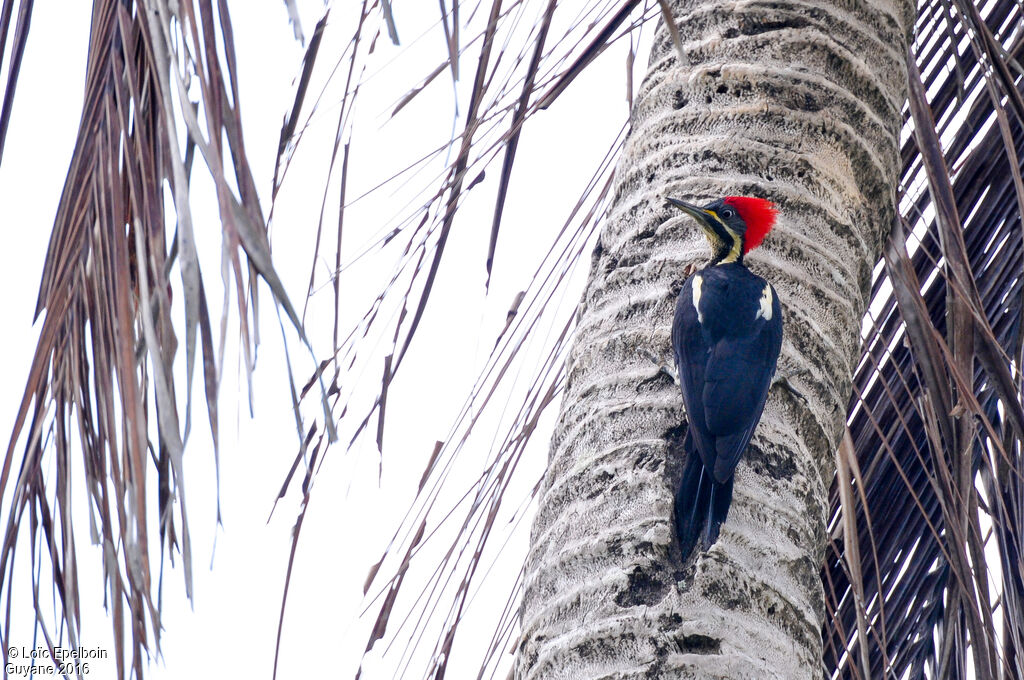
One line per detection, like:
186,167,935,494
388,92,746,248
666,197,713,228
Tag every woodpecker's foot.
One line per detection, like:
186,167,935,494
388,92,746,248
682,262,698,279
775,376,809,406
637,348,679,390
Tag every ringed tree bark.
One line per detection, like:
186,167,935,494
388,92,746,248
517,1,914,678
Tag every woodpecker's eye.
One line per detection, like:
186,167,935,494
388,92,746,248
720,207,735,219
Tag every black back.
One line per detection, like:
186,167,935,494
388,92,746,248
672,263,783,483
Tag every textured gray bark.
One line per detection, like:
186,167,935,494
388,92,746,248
517,1,914,678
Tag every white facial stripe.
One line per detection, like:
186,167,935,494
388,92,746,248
755,284,773,321
692,274,704,324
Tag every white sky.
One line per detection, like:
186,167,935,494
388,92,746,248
0,2,645,679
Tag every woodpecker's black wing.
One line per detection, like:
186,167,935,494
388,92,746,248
671,274,717,461
672,272,726,557
702,295,783,482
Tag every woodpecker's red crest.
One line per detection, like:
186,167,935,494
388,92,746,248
722,196,777,254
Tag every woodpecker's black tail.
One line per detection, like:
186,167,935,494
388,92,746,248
675,433,735,560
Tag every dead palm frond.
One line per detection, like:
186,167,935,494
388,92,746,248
824,1,1024,678
0,2,308,678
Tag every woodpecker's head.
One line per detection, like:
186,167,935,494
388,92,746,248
666,195,777,264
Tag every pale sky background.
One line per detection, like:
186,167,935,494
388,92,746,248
0,2,649,678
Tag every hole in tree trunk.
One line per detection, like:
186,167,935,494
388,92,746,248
676,633,722,654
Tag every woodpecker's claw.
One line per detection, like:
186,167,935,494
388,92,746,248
656,364,680,387
774,376,809,406
637,348,679,390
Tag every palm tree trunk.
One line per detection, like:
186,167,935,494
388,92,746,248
517,1,914,677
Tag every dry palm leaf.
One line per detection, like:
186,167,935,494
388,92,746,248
0,2,311,678
824,1,1024,678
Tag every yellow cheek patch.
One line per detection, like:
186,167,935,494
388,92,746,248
703,210,743,263
720,227,743,264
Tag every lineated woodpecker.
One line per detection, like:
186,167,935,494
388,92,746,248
667,195,782,560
